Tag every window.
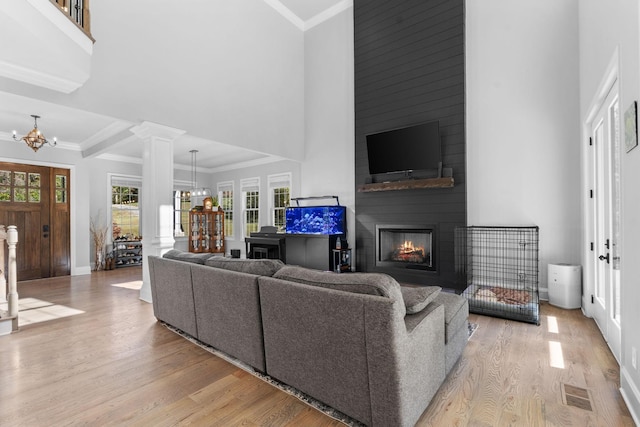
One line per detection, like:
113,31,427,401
218,181,234,238
268,173,291,232
0,170,41,203
55,174,67,203
111,184,140,239
173,190,191,237
241,177,260,238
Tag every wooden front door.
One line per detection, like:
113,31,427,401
0,162,70,281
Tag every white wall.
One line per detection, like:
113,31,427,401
6,0,305,161
579,0,640,420
466,0,581,298
302,7,356,258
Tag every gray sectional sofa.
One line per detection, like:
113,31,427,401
148,250,469,427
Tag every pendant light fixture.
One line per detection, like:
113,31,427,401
189,149,211,207
13,115,57,152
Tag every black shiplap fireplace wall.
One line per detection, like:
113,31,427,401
354,0,466,290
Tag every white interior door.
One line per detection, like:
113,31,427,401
589,82,622,362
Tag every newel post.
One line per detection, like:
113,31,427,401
0,225,6,303
0,225,7,302
7,225,18,320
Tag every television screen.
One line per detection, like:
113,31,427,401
285,205,346,235
366,121,441,175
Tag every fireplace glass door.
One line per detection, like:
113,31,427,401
376,226,434,270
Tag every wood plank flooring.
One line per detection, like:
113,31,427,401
0,268,634,426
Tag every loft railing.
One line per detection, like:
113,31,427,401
0,225,19,332
52,0,92,40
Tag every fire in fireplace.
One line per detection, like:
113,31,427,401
393,240,426,263
376,225,435,271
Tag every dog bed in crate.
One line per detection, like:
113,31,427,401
463,283,539,325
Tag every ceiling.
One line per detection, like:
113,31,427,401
0,0,347,172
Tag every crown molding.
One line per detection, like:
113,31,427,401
129,121,186,141
210,154,285,174
305,0,353,31
0,60,86,94
264,0,352,32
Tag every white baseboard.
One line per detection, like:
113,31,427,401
72,265,92,276
539,287,549,301
0,317,12,336
139,282,152,303
621,366,640,425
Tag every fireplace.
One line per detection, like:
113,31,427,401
375,225,435,271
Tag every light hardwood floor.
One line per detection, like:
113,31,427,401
0,267,634,426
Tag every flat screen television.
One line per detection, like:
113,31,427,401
366,121,441,175
285,205,346,235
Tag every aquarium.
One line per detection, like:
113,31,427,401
285,205,346,235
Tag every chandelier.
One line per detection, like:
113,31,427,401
13,115,57,152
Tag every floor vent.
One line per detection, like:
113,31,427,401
561,383,593,411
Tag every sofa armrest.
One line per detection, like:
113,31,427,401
147,256,198,338
365,299,445,427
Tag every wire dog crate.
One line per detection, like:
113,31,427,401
456,226,539,325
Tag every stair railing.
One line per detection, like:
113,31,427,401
52,0,93,40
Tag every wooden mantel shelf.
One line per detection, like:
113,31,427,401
357,177,454,192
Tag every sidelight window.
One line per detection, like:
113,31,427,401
55,175,67,203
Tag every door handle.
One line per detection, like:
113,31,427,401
598,253,610,263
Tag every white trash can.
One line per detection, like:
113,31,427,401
548,263,582,309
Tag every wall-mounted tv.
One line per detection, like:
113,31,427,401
285,205,346,235
366,121,441,175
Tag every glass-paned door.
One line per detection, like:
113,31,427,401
590,82,622,361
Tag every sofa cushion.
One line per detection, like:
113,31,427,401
204,257,284,277
400,286,441,314
272,266,405,315
162,249,212,264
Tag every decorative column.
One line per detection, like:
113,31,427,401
130,122,186,303
0,225,6,303
7,225,18,330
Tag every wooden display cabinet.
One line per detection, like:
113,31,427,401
188,209,225,254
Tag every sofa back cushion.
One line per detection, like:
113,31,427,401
204,257,284,277
162,249,212,265
273,265,406,316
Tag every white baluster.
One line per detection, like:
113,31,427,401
7,225,18,322
0,225,6,303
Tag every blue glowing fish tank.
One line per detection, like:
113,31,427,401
285,205,346,235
